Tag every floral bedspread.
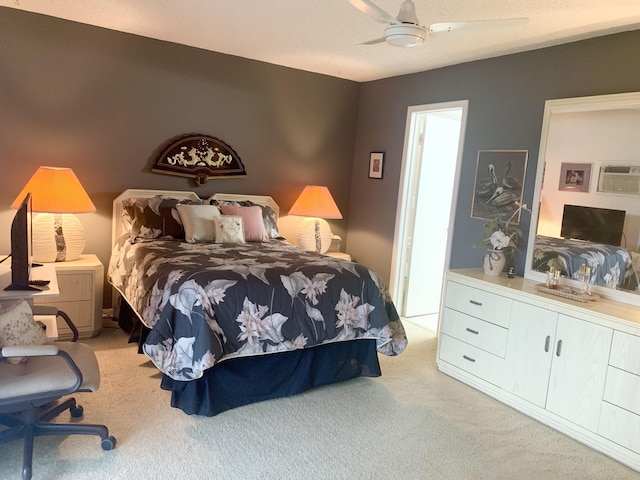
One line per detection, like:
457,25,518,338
532,235,639,291
108,237,407,381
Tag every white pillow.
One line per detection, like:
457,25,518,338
0,299,48,364
176,204,221,243
214,216,245,243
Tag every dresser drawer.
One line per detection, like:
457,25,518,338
438,334,504,386
598,401,640,455
441,308,508,357
444,281,512,328
609,331,640,376
603,366,640,416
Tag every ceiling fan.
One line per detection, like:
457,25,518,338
348,0,528,48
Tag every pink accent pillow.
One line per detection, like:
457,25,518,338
219,205,269,242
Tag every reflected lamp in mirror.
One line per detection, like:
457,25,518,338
11,166,96,263
288,185,342,254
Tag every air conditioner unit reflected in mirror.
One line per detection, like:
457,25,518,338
597,165,640,195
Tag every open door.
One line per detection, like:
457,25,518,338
390,101,467,331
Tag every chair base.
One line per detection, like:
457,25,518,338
0,397,115,480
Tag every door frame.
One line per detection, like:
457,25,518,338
389,100,468,315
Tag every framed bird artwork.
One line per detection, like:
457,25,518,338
471,150,528,223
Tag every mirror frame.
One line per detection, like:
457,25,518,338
524,91,640,307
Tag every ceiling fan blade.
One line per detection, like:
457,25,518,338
360,37,386,45
347,0,399,25
429,18,529,36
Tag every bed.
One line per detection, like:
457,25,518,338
532,235,640,291
108,189,407,415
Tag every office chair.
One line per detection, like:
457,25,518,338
0,307,116,480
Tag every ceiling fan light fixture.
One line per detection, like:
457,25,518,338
396,0,420,24
384,24,426,47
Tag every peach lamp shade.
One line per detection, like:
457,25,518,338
11,166,96,262
289,185,342,253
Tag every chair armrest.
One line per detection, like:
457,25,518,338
1,344,86,397
1,344,60,358
31,306,79,342
31,305,59,316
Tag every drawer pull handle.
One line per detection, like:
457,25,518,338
462,355,476,363
544,335,550,352
466,328,479,335
556,339,563,357
469,300,482,306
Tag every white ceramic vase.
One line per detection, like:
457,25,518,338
482,249,506,276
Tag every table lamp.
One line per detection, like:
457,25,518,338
11,166,96,263
289,185,342,253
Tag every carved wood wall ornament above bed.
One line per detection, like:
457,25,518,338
152,134,247,186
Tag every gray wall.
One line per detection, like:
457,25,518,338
2,7,640,304
348,30,640,283
0,8,359,305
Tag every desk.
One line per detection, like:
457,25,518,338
0,262,60,338
0,263,59,301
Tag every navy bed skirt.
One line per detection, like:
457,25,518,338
116,297,381,416
160,339,381,416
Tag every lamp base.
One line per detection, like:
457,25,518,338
297,218,332,254
32,213,86,262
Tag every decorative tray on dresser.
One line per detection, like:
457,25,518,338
437,268,640,473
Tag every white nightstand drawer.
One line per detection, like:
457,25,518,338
599,401,640,454
440,307,508,357
603,366,640,416
438,334,504,386
609,331,640,376
444,281,512,328
54,272,94,303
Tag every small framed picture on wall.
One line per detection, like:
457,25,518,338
559,162,591,192
369,152,384,179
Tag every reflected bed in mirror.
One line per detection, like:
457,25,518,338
532,235,639,291
525,92,640,305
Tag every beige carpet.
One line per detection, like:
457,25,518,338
1,321,638,480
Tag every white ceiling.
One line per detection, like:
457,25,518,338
3,0,640,82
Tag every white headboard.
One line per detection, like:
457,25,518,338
112,189,280,247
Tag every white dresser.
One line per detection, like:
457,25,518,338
437,269,640,472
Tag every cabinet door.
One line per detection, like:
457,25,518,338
502,302,558,407
546,314,612,431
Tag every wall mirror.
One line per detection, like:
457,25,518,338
524,91,640,307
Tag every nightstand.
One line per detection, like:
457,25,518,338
33,254,104,339
325,252,352,261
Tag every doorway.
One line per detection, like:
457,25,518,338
390,101,468,332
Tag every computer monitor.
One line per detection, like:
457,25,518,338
4,193,36,291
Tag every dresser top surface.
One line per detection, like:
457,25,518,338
448,269,639,330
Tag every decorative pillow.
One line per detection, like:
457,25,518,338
176,204,221,243
214,216,245,243
210,199,283,239
219,205,269,242
122,196,202,242
0,299,48,364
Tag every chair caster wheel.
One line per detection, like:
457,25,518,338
21,465,32,480
70,404,84,418
101,435,116,450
